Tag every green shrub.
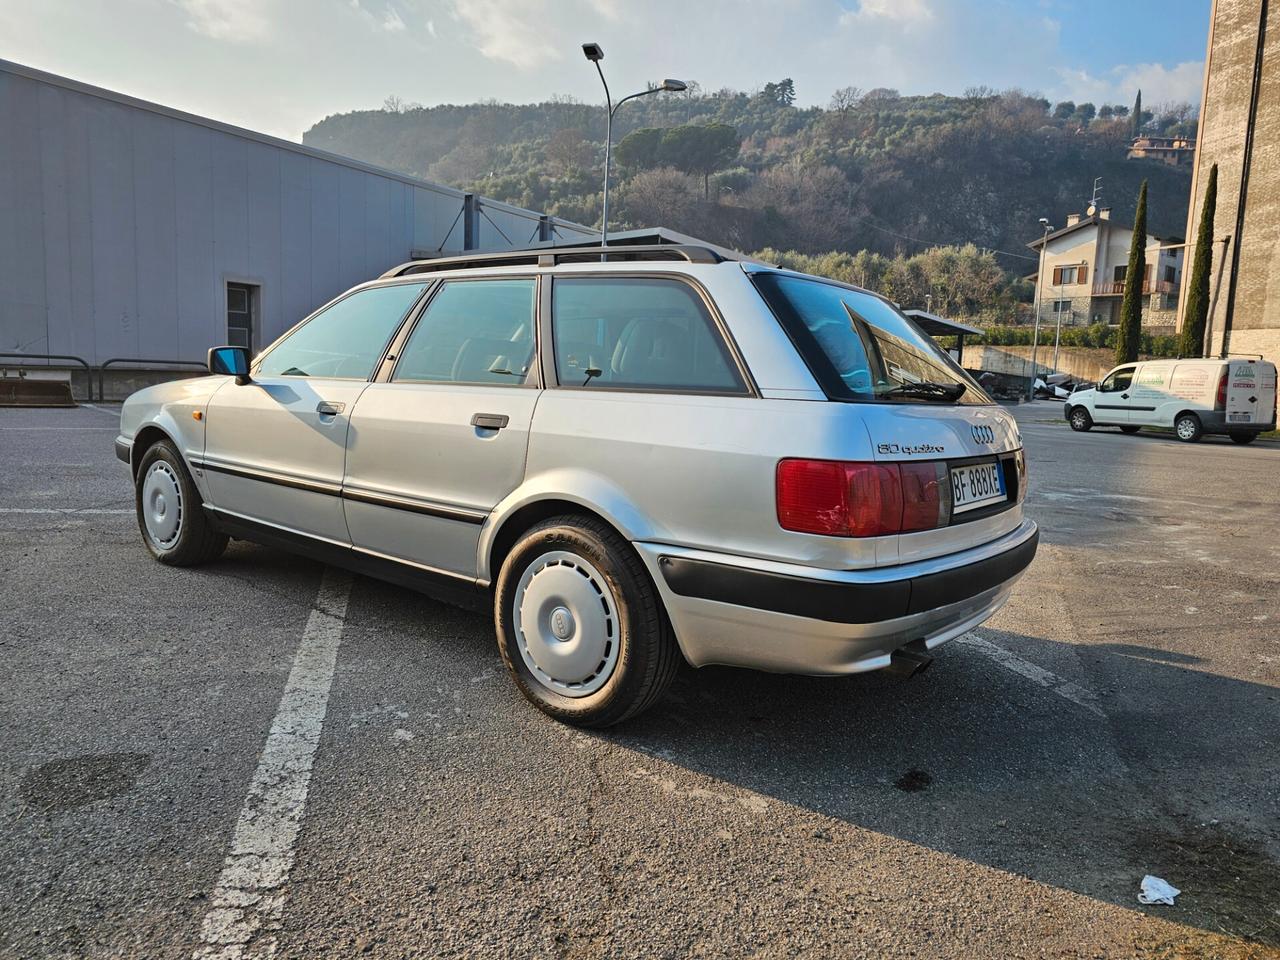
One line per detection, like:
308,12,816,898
976,324,1179,357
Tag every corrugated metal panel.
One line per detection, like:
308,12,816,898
0,59,596,366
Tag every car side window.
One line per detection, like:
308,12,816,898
551,277,744,393
1099,368,1134,393
256,283,427,379
392,279,536,386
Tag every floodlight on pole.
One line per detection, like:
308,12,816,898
582,42,687,247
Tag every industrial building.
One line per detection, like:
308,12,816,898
1179,0,1280,365
0,59,596,398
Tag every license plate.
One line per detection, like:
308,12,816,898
951,461,1006,513
1228,412,1252,423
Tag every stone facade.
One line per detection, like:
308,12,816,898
1179,0,1280,367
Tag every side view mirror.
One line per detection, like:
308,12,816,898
208,346,251,385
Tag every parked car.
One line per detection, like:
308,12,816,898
116,243,1038,726
1065,357,1278,443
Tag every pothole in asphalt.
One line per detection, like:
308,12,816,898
894,768,933,792
20,752,150,811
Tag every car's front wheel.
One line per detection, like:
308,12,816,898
1068,406,1093,432
135,439,228,565
494,515,680,727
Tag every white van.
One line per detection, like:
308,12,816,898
1065,357,1278,443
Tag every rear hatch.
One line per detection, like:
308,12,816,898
1225,360,1279,427
753,270,1026,565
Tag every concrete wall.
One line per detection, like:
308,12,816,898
969,344,1163,383
0,60,595,367
1179,0,1280,367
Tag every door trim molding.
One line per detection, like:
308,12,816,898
341,484,487,525
192,457,342,496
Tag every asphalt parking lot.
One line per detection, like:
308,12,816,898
2,400,1278,959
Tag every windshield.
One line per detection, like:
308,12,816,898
752,272,990,405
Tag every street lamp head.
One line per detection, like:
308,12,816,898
660,79,688,92
582,42,604,62
1039,217,1050,227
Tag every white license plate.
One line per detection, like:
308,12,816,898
1228,412,1252,423
951,461,1006,513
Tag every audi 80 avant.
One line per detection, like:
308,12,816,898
116,243,1037,726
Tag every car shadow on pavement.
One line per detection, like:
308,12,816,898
604,631,1280,949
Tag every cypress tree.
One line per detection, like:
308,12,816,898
1116,180,1148,365
1131,90,1143,139
1179,164,1218,357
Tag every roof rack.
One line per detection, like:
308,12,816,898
380,243,730,279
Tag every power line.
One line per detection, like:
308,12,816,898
856,218,1040,263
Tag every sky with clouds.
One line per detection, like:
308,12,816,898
0,0,1210,141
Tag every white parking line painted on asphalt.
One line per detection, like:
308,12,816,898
193,569,353,960
954,632,1105,717
0,507,133,514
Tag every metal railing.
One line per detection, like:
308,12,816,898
0,352,94,401
1091,279,1177,297
97,358,208,402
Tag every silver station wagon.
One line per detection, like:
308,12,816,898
116,243,1037,726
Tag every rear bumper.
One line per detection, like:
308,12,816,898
636,519,1038,675
1198,411,1277,433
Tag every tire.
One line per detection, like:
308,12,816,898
134,439,229,565
1229,431,1257,445
494,515,680,727
1068,406,1093,432
1119,425,1141,434
1174,413,1203,443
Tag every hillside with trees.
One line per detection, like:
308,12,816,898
304,83,1196,318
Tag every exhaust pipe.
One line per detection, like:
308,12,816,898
886,641,933,679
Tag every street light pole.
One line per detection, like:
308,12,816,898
582,43,686,248
1029,219,1053,398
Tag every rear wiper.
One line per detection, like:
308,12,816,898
881,381,967,401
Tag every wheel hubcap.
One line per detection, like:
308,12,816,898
1178,420,1194,439
142,461,183,549
513,551,619,698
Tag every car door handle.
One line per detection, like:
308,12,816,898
1120,393,1129,399
470,413,509,430
316,401,346,416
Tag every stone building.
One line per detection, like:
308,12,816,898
1179,0,1280,364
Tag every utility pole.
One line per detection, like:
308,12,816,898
1029,219,1053,398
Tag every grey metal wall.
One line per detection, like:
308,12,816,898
0,60,596,366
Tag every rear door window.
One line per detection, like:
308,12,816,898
550,277,746,394
752,272,988,405
392,279,536,386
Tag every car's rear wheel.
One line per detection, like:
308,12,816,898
494,515,680,727
135,439,228,565
1175,413,1203,443
1068,407,1093,432
1228,431,1257,444
1119,425,1141,434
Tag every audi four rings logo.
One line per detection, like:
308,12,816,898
971,425,996,444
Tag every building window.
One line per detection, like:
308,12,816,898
1050,264,1088,285
226,282,258,350
1113,265,1127,283
1052,300,1072,314
1163,265,1177,284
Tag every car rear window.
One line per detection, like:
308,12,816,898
752,272,989,405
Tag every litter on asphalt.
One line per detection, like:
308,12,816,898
1138,875,1180,905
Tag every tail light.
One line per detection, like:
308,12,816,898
1216,369,1228,410
777,459,950,538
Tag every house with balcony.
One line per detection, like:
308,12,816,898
1027,208,1183,330
1128,135,1197,167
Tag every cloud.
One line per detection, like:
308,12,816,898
841,0,934,25
1054,59,1204,107
449,0,563,69
173,0,272,43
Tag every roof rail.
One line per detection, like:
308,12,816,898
380,243,730,279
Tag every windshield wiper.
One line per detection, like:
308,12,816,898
880,381,967,402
